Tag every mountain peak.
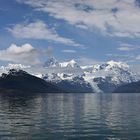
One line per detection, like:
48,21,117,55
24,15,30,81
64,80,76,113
44,57,59,67
1,69,28,78
107,60,129,69
44,58,80,68
69,59,76,64
92,60,129,72
60,59,80,68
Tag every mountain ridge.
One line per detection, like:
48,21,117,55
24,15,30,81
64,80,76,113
0,69,64,94
0,58,139,93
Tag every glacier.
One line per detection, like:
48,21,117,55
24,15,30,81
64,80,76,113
0,58,139,93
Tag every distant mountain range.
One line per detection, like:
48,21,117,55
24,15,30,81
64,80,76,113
0,58,139,93
42,58,139,93
44,57,80,68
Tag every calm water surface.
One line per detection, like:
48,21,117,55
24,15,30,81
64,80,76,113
0,93,140,140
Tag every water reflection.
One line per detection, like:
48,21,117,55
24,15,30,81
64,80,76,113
0,93,140,140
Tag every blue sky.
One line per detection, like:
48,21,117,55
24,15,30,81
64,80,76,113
0,0,140,66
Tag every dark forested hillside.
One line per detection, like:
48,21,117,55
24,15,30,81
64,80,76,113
114,81,140,93
0,69,63,94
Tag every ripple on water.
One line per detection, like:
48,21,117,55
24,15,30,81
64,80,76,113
0,93,140,140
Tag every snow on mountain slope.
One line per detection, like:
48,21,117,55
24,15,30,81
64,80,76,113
44,57,80,68
0,64,31,75
41,59,140,93
82,60,140,92
43,73,80,83
0,59,139,93
0,64,30,70
44,57,59,67
59,60,80,68
83,75,103,93
43,73,93,93
43,57,83,75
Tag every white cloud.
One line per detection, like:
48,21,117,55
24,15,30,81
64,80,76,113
118,43,140,51
61,49,76,53
136,55,140,60
8,20,82,46
106,53,134,58
0,44,41,65
118,47,133,51
107,53,140,64
106,53,136,63
16,0,140,38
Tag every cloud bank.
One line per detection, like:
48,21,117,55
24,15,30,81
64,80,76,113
61,50,76,53
118,43,140,51
8,21,81,46
17,0,140,38
0,44,40,65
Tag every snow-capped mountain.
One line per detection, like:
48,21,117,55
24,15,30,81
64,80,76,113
0,59,139,93
59,59,80,68
82,60,139,92
0,63,31,75
43,57,83,75
44,57,80,68
0,69,63,93
83,60,138,82
43,73,93,93
43,60,140,93
44,57,59,68
0,63,30,70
